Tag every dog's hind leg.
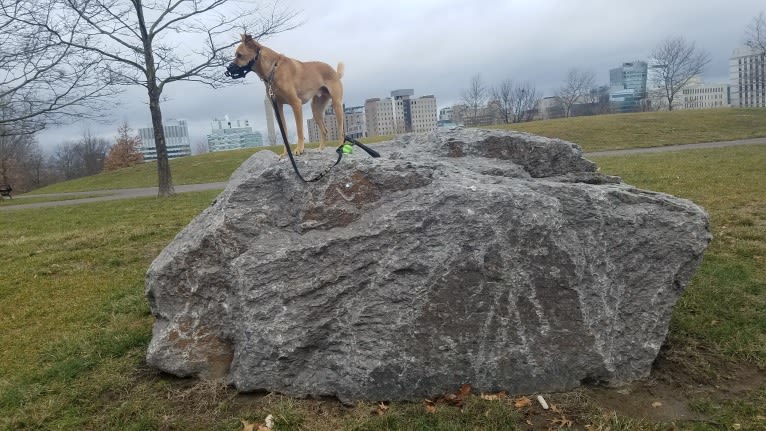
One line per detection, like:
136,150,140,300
327,83,345,147
311,93,331,150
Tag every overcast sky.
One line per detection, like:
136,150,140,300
36,0,765,152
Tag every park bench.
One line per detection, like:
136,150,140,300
0,184,12,199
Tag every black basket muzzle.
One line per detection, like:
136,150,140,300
225,59,255,79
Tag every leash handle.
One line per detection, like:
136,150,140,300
344,136,380,158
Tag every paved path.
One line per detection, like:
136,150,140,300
1,182,227,211
2,138,765,212
584,136,766,157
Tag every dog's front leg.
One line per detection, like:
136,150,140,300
290,100,305,156
276,103,291,159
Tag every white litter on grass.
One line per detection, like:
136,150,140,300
265,414,274,429
536,395,549,410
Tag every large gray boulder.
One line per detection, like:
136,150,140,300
145,129,711,402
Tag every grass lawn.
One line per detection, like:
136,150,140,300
25,109,766,197
497,108,766,152
30,136,395,195
2,142,765,429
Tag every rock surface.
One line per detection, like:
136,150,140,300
145,129,711,402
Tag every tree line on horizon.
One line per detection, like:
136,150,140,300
0,121,145,193
456,15,766,125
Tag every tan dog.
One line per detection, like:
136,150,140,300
229,34,345,156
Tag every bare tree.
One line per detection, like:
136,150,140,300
192,138,209,155
23,144,48,189
650,37,711,111
0,2,117,137
51,141,81,180
745,11,766,55
76,129,110,176
0,130,34,186
7,0,298,196
48,129,109,179
461,74,488,120
555,68,596,117
492,79,513,123
509,82,540,123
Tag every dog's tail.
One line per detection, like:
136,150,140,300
336,62,344,79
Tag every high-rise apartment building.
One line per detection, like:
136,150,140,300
364,89,437,137
138,119,191,161
730,47,766,107
207,117,264,152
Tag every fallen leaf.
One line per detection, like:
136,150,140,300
514,396,533,409
480,391,508,401
423,399,437,414
710,320,720,326
457,383,472,397
652,401,663,408
757,415,766,420
550,416,573,428
732,424,742,430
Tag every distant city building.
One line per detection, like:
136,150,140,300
610,61,648,97
609,61,648,112
537,97,565,120
681,83,731,109
344,105,366,139
365,97,397,136
307,105,366,143
263,96,277,146
138,119,191,161
365,89,437,137
730,47,766,108
207,117,264,152
439,106,454,121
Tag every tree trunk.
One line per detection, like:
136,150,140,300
148,86,174,197
135,1,174,197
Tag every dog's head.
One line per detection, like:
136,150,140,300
225,34,261,79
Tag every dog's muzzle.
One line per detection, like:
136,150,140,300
225,60,254,79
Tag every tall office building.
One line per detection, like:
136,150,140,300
138,119,192,161
609,61,648,112
730,47,766,107
207,117,264,152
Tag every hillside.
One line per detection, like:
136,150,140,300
29,108,766,194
